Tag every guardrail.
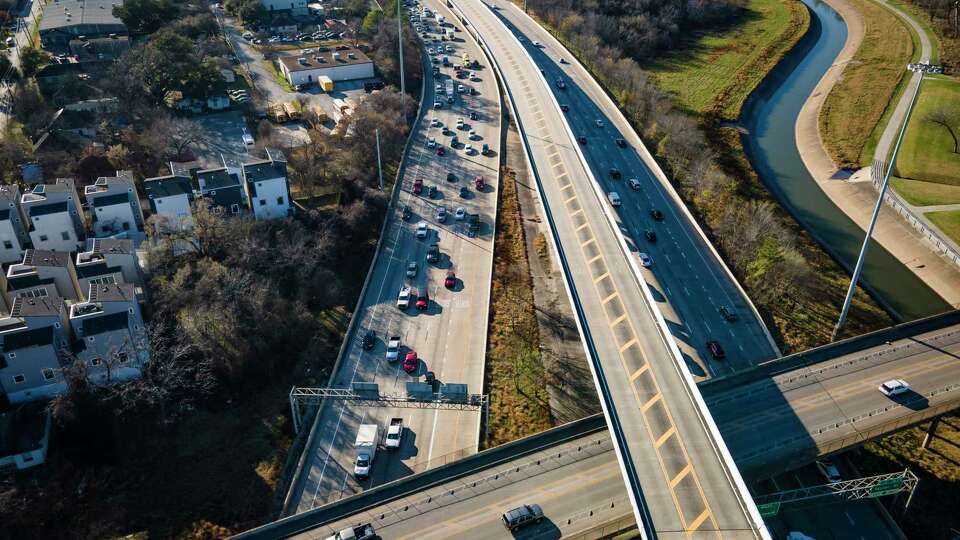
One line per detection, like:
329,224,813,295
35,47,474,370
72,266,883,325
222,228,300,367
699,310,960,396
280,46,429,516
231,414,607,539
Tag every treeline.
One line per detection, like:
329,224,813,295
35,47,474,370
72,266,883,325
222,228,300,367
905,0,960,66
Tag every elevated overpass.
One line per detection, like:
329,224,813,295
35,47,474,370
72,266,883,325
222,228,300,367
235,314,960,539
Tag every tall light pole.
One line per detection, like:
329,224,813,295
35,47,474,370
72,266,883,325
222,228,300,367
832,72,925,341
398,0,406,103
375,128,384,190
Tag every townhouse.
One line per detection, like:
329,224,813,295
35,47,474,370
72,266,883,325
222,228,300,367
84,171,145,240
0,185,30,265
19,179,86,253
69,283,147,384
0,296,71,404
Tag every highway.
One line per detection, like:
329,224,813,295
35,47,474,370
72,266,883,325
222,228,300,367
267,321,960,540
287,7,502,513
486,1,779,378
0,0,43,133
453,0,766,537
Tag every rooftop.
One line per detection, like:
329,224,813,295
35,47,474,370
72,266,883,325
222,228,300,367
243,159,288,184
10,296,65,318
144,175,194,199
197,167,241,191
38,0,126,32
90,238,132,254
90,193,131,208
26,201,69,217
80,310,129,336
23,250,72,268
277,47,372,74
87,282,135,303
85,171,134,195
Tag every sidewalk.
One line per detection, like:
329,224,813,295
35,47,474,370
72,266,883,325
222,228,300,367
794,0,960,308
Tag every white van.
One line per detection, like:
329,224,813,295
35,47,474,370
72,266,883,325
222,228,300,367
607,191,621,207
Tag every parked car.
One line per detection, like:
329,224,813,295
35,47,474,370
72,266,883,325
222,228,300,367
455,207,466,220
437,206,447,222
413,179,423,194
707,340,726,360
416,291,429,310
386,336,401,361
474,175,484,189
639,253,652,268
502,504,544,531
816,459,842,483
470,111,479,120
437,145,446,156
397,287,411,309
416,221,428,238
460,186,470,198
403,351,419,373
406,261,418,278
444,271,456,289
361,330,375,350
402,205,413,221
878,379,911,397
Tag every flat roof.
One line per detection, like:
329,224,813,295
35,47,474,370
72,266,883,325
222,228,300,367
277,47,372,73
39,0,125,32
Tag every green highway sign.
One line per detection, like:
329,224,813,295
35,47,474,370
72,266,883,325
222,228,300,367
869,478,904,497
757,502,781,517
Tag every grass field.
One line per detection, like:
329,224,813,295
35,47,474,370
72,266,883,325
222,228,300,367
857,414,960,539
819,0,916,169
926,209,960,243
647,0,809,119
483,167,554,448
893,77,960,186
890,177,960,206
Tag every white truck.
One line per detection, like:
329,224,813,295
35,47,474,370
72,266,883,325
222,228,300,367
385,418,404,449
324,524,376,540
445,79,455,103
354,424,379,479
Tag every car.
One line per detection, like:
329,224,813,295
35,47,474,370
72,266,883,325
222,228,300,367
242,133,255,147
431,116,441,127
555,79,566,89
444,271,456,288
426,243,440,263
242,31,254,40
428,137,437,148
502,504,544,531
560,104,570,112
474,175,484,189
707,340,726,360
427,47,434,54
719,306,739,322
450,135,459,146
464,144,474,154
397,287,411,309
406,261,418,278
616,138,627,148
878,378,911,397
609,168,621,179
596,119,604,128
416,291,429,310
416,221,428,238
386,336,401,361
467,213,479,237
424,370,436,386
532,40,542,47
434,100,442,108
577,136,587,145
428,185,437,198
638,253,652,267
470,73,481,82
644,230,656,242
437,206,447,222
403,351,419,373
361,330,376,350
446,172,457,183
413,179,423,194
627,178,641,190
481,143,490,155
456,117,464,129
650,209,664,221
437,145,446,156
470,111,479,120
455,207,466,220
460,186,470,198
402,205,412,221
468,129,479,140
816,459,842,483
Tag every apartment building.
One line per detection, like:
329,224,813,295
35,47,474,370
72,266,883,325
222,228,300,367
242,149,291,220
84,171,145,239
2,250,82,304
19,179,86,253
144,174,195,231
69,283,147,383
0,185,30,264
0,296,71,404
81,238,141,286
197,166,246,216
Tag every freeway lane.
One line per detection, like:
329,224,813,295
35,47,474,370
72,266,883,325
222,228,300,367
488,2,779,378
454,1,765,537
288,10,502,513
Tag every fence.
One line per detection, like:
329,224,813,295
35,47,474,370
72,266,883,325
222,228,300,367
872,159,960,266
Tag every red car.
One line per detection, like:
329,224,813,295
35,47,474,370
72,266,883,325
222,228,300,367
707,340,726,360
444,271,456,289
413,179,423,194
403,351,418,373
474,175,484,190
416,291,429,310
436,145,445,156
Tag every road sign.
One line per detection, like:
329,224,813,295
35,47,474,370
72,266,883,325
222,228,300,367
757,502,781,517
869,478,904,497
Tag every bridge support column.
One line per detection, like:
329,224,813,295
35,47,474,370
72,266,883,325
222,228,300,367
921,418,940,450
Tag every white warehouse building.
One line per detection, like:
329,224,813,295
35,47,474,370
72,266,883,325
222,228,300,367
277,48,374,87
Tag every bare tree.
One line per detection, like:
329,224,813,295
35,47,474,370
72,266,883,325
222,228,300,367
925,105,960,153
141,114,208,161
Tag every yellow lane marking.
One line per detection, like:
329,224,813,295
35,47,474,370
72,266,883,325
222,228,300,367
669,463,692,488
686,508,711,531
575,222,590,231
609,313,628,327
601,292,618,305
593,272,609,283
569,209,583,217
641,393,662,412
586,254,602,264
655,427,676,448
582,238,596,248
620,338,638,353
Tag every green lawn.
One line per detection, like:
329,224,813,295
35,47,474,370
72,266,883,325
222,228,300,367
926,209,960,243
890,177,960,206
646,0,809,120
894,77,960,186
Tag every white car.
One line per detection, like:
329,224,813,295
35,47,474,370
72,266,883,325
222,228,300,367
532,40,542,47
242,133,255,147
595,119,604,128
386,336,401,361
455,207,466,220
639,253,652,267
427,137,437,147
416,221,428,238
815,459,842,483
406,261,418,278
464,144,474,154
435,83,443,93
456,117,464,128
878,378,910,397
627,178,641,190
431,117,441,127
469,129,479,140
446,45,454,53
397,287,411,309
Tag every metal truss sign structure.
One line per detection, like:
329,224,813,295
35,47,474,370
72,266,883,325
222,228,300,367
753,469,919,516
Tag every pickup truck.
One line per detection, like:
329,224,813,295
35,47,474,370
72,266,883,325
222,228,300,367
385,418,404,449
324,524,376,540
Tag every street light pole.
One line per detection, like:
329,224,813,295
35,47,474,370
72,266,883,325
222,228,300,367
376,128,384,190
832,72,925,341
398,0,406,103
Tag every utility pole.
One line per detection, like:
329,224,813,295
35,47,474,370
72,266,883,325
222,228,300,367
833,73,925,341
376,128,384,190
398,0,406,104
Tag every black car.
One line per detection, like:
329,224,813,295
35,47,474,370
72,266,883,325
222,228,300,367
644,230,656,242
707,340,726,360
650,209,664,221
446,172,456,182
470,111,479,120
467,213,479,237
560,104,570,112
402,205,413,221
428,185,437,198
460,185,470,198
616,138,627,148
424,370,436,386
502,504,544,531
361,330,376,350
719,306,739,322
426,243,440,263
609,168,621,179
578,136,587,145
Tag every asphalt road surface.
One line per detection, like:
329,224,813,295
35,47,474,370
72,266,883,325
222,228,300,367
487,1,779,378
288,5,502,513
453,0,765,537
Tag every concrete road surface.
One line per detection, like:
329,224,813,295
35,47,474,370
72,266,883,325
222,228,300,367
288,4,501,513
453,1,765,537
487,2,779,378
